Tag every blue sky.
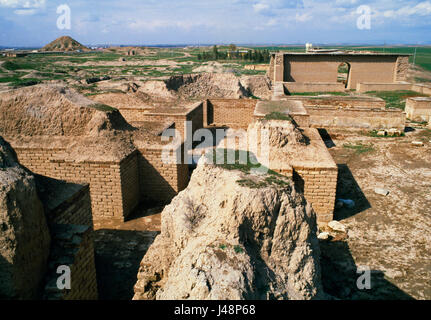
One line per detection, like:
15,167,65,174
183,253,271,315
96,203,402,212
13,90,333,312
1,0,431,47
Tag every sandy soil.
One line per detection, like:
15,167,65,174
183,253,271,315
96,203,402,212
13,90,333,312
320,127,431,300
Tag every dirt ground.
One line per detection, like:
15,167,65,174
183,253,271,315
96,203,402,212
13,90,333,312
320,126,431,300
93,205,162,300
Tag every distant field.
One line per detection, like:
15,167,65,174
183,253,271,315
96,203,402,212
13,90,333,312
1,45,431,91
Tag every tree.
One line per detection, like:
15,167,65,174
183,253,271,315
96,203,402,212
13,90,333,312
212,45,219,60
229,44,237,52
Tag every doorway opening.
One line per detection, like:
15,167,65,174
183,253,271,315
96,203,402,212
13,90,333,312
337,62,351,88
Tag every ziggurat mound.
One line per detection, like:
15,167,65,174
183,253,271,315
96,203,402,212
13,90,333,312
41,36,89,52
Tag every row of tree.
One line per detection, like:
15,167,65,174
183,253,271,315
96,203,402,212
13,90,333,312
197,45,271,63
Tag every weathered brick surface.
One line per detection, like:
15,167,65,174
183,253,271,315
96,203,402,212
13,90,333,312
293,167,338,224
43,183,93,227
138,146,189,204
270,53,409,90
207,99,257,129
305,106,406,131
405,97,431,123
12,147,140,224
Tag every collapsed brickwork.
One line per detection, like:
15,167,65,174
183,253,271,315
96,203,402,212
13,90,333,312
405,97,431,123
0,138,98,300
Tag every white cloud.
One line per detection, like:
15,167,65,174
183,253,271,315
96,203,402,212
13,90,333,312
0,0,45,8
1,0,45,15
295,12,312,22
382,1,431,19
14,8,36,14
253,3,270,12
128,19,214,32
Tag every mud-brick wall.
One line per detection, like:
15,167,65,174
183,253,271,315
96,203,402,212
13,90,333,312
207,99,258,129
185,102,204,138
14,148,65,176
138,146,189,204
43,224,98,300
46,184,93,228
305,107,406,131
13,147,140,223
395,56,410,82
294,167,338,224
405,98,431,122
120,152,140,216
118,103,204,142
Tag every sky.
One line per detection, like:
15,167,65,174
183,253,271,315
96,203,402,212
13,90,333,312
0,0,431,47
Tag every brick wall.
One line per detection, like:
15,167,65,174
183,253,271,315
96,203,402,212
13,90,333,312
272,54,404,90
12,146,140,224
411,84,431,95
293,167,338,224
120,152,140,216
43,224,98,300
44,183,93,228
283,82,346,93
138,146,189,204
305,106,406,130
118,102,204,142
207,99,257,129
395,56,410,82
357,82,413,93
186,102,204,139
405,98,431,122
281,96,386,110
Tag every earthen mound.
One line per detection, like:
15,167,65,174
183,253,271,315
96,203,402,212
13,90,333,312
0,84,133,136
133,157,324,300
165,73,249,99
41,36,88,52
0,137,50,299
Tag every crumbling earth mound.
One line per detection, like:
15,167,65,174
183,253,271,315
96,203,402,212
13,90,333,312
136,73,271,100
0,137,50,299
41,36,89,52
165,73,249,99
133,157,324,300
0,84,133,136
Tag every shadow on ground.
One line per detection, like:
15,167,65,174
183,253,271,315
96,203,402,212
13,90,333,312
94,229,159,300
334,164,371,220
318,128,336,148
320,239,414,300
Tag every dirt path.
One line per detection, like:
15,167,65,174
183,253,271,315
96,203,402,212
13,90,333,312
93,205,162,300
320,127,431,300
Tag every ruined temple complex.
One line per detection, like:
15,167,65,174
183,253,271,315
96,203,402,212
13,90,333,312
1,49,431,300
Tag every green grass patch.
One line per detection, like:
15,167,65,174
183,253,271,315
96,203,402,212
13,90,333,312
414,77,431,83
365,90,428,110
234,245,244,254
89,103,117,112
343,142,375,154
209,149,290,189
219,244,227,250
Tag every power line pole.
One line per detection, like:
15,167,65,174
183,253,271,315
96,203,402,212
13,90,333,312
413,46,417,67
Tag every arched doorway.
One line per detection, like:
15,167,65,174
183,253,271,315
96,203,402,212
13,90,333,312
337,62,351,88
